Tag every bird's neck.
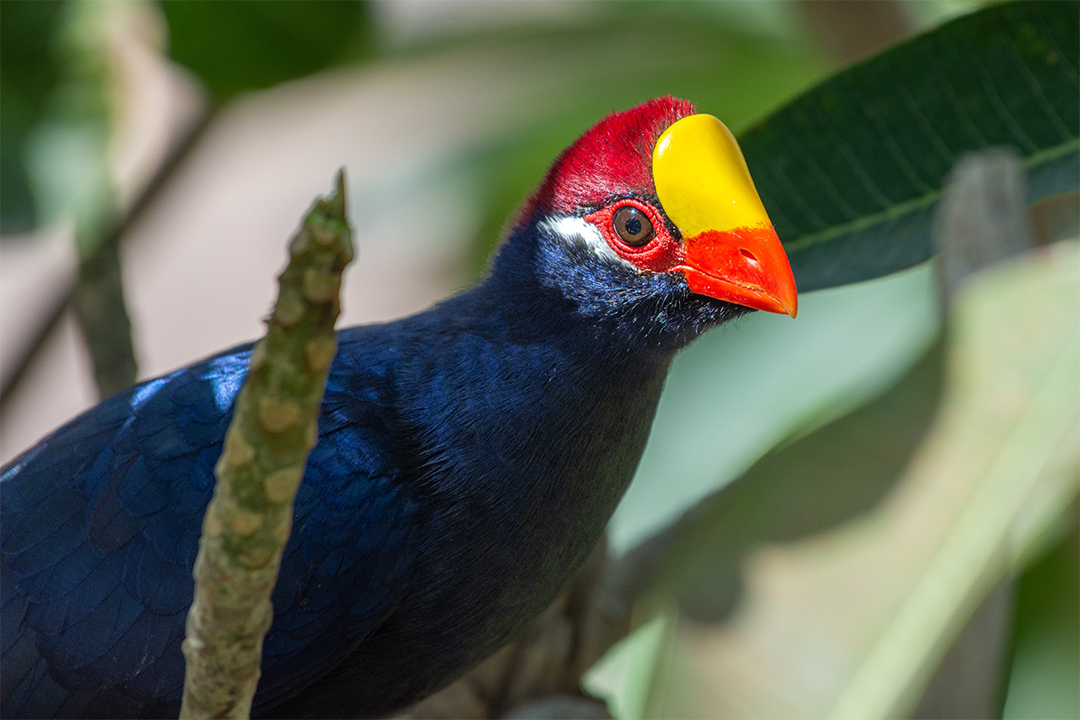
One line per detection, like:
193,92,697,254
398,262,675,631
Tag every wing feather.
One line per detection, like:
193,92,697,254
1,343,415,718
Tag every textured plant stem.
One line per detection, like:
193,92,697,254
180,172,353,720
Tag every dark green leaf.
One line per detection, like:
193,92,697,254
0,0,67,233
1004,530,1080,719
741,1,1080,291
158,0,372,100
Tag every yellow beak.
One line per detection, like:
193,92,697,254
653,114,798,317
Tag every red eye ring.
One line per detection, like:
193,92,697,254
584,200,684,272
585,200,664,254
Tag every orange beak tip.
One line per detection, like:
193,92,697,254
678,225,799,318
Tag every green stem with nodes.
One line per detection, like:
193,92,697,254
180,171,354,719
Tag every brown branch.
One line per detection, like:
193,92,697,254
0,109,215,406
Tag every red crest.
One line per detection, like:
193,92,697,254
524,97,696,218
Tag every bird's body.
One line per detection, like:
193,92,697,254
1,98,796,718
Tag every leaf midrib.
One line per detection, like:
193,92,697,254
781,137,1079,253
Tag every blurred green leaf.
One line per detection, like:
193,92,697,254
741,1,1080,291
158,0,371,100
609,262,939,553
635,241,1079,719
1003,529,1080,719
828,245,1079,719
586,612,676,720
0,0,67,233
1,0,116,244
639,324,947,628
22,1,115,250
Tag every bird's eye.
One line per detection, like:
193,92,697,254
612,206,655,247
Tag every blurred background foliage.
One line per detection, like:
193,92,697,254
0,1,1076,719
158,1,374,100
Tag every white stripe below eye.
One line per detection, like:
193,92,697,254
539,215,637,271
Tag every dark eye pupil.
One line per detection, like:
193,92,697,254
612,206,655,247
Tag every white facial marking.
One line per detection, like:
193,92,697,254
539,215,637,271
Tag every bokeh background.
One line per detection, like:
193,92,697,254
1,2,1076,718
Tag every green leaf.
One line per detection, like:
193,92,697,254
637,241,1079,718
158,0,372,100
638,326,948,627
1003,531,1080,719
740,1,1080,291
608,262,939,553
0,0,67,233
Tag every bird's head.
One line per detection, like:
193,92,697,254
498,97,797,351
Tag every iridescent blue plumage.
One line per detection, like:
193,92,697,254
1,97,761,718
2,336,419,718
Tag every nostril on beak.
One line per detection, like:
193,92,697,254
739,248,758,263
